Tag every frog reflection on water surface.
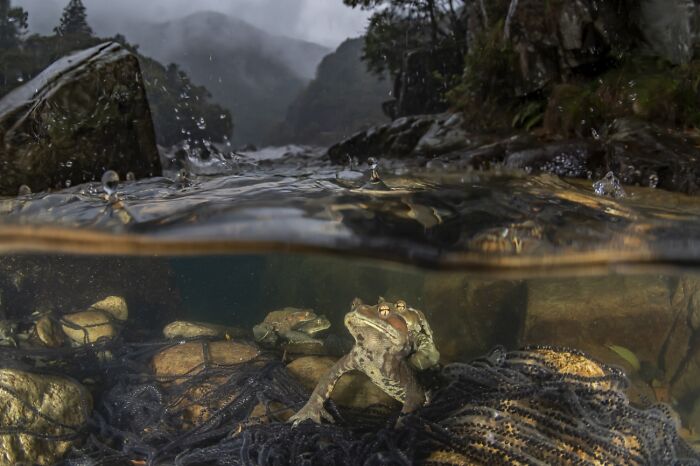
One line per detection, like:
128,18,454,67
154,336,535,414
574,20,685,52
290,298,439,425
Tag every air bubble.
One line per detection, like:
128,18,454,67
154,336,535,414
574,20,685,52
101,170,120,195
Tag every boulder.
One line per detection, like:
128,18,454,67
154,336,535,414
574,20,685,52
59,295,128,346
0,369,91,466
523,276,674,374
286,356,399,409
421,276,527,361
162,320,246,340
327,113,466,163
61,310,116,345
0,42,161,195
152,340,260,380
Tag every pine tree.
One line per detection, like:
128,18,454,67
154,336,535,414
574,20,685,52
0,0,28,49
54,0,93,37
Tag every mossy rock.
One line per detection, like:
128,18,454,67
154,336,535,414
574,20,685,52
0,42,161,195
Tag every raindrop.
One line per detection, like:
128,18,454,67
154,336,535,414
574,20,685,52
65,160,73,168
126,172,136,182
591,128,600,140
196,117,207,130
65,180,72,188
17,185,31,196
101,170,120,195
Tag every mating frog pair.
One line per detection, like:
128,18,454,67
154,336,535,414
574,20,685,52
289,297,439,425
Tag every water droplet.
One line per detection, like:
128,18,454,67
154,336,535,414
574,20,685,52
101,170,120,195
219,114,227,119
176,168,189,184
126,172,136,182
65,160,73,168
593,171,626,198
65,180,72,188
17,185,31,196
196,117,207,130
648,173,659,188
591,128,600,140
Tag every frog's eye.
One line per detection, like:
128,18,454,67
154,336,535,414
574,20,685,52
395,300,407,311
378,304,390,318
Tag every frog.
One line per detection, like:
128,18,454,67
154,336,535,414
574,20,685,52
252,307,330,346
383,298,440,371
289,298,438,426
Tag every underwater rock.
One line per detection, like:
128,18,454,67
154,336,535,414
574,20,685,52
523,276,673,373
665,277,700,403
286,356,399,410
0,42,161,195
34,315,64,348
152,340,260,380
0,369,91,466
88,295,128,321
59,295,128,346
162,320,245,340
0,256,182,337
61,309,117,345
422,278,527,361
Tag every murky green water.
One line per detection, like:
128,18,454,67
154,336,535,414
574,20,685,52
3,252,700,436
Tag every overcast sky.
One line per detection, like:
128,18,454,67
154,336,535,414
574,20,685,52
15,0,370,47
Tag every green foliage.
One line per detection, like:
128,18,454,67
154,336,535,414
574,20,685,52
0,0,27,49
543,58,700,137
447,21,522,129
344,0,467,115
55,0,93,38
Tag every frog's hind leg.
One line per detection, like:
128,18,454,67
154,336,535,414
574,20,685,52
289,354,356,426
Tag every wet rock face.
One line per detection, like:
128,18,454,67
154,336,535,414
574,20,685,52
0,42,161,195
504,0,636,93
327,113,474,164
0,369,91,466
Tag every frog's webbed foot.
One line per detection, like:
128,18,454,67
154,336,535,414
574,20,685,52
289,402,334,427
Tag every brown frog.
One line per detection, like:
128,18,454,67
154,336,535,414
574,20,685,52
253,307,330,346
289,298,438,425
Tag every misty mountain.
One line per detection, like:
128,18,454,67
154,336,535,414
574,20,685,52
119,11,330,145
274,37,391,146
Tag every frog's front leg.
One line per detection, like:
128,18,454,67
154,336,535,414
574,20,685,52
289,354,355,426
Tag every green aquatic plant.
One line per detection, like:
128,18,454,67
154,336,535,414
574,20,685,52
607,344,641,372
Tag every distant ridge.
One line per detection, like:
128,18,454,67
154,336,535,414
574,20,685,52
120,11,330,145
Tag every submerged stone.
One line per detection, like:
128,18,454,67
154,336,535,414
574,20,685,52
0,42,161,195
0,369,91,466
152,340,260,380
162,320,246,340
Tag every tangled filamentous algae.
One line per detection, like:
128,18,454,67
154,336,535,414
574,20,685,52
2,338,691,465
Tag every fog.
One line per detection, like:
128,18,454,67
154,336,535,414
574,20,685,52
15,0,369,47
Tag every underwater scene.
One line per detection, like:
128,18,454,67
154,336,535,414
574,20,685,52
6,0,700,465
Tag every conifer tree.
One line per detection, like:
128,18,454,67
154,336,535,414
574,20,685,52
0,0,28,49
54,0,93,37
